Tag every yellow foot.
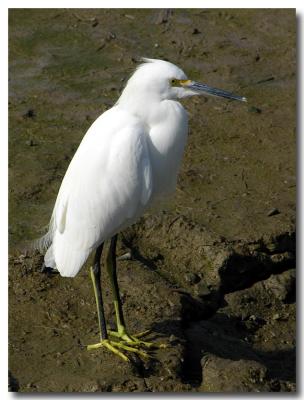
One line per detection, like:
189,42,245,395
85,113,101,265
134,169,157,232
108,329,167,349
87,339,150,361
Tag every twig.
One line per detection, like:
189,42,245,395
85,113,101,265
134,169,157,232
66,9,98,23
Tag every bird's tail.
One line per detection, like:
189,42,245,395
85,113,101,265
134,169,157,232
31,228,53,253
15,224,53,264
29,218,57,271
30,213,56,254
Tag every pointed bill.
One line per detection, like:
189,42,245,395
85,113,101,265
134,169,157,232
181,80,247,102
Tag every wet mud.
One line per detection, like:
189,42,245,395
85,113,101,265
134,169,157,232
9,9,296,392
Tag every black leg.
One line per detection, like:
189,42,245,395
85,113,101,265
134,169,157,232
90,243,108,340
106,235,165,351
107,234,126,331
88,240,150,361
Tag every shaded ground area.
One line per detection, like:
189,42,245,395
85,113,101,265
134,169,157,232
9,9,296,392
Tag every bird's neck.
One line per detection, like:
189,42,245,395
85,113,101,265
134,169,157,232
116,86,162,123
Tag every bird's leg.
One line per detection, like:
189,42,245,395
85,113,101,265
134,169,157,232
87,243,149,361
107,235,126,335
106,235,166,350
89,244,108,341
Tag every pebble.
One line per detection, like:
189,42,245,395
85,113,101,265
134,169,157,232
124,14,135,20
169,334,176,343
184,272,200,285
106,32,116,40
116,251,132,261
192,28,201,34
196,281,211,296
167,299,175,307
267,208,280,217
25,139,36,146
154,9,172,24
248,106,262,114
23,109,35,118
96,39,106,51
26,382,35,389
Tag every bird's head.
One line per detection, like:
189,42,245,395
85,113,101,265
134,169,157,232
119,58,246,104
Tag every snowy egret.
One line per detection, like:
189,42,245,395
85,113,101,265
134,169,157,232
37,58,246,361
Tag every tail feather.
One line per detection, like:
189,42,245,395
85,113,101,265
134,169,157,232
53,232,90,277
31,214,56,253
44,244,57,270
31,230,53,253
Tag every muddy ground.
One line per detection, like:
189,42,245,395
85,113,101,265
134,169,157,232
8,9,296,392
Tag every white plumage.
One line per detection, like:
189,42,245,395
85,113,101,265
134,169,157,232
42,59,189,277
39,58,246,278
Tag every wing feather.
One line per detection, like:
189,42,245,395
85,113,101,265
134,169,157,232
46,107,152,277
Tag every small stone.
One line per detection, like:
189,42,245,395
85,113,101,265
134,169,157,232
192,28,201,34
272,313,280,320
167,299,175,307
267,208,280,216
184,272,200,285
219,236,226,243
25,139,36,146
23,109,35,118
248,106,262,114
154,9,172,24
169,334,176,343
154,43,159,48
106,32,116,41
116,251,132,261
196,281,211,296
124,14,135,20
96,39,106,51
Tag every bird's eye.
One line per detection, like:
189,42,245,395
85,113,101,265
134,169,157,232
171,78,177,85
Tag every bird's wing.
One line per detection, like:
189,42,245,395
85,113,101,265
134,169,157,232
49,108,152,277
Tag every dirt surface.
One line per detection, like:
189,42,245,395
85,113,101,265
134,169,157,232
9,9,296,392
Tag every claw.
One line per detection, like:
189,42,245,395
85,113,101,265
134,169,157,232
108,329,167,349
133,329,151,338
87,339,129,362
122,339,167,349
114,342,151,359
87,337,153,361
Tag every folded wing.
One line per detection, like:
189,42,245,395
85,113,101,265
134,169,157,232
45,108,152,277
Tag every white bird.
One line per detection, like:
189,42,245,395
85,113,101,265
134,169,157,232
37,58,246,361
